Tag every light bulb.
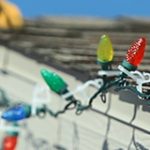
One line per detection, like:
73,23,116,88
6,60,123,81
40,69,68,94
97,34,114,63
3,123,19,150
122,37,146,71
3,136,18,150
1,104,31,121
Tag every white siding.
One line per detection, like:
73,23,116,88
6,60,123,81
0,47,149,150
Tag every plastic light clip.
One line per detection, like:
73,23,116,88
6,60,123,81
98,70,121,77
31,84,51,116
118,65,150,93
0,119,20,133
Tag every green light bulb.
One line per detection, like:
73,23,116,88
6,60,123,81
40,69,68,94
97,35,114,63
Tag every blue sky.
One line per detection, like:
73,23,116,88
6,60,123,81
11,0,150,19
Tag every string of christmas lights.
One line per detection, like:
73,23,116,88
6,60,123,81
1,35,150,122
0,89,51,150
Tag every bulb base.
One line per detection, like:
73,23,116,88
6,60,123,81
97,61,112,70
24,104,32,118
6,123,19,136
121,60,137,71
6,131,19,136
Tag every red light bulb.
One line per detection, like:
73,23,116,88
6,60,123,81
122,37,147,70
3,136,18,150
126,37,146,66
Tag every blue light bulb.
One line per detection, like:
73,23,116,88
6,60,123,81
1,104,31,121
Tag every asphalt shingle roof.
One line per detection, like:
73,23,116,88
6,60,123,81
0,17,150,81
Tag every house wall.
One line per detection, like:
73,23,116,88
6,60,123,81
0,46,150,150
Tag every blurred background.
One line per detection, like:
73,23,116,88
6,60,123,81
10,0,150,18
0,0,150,149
